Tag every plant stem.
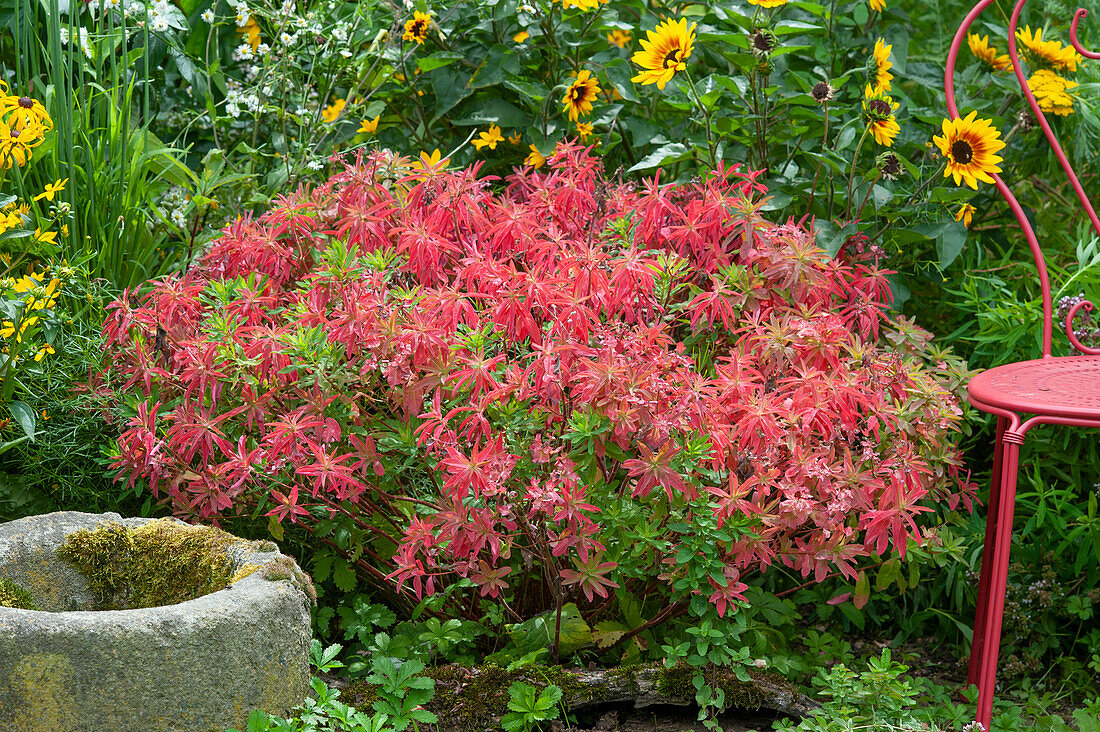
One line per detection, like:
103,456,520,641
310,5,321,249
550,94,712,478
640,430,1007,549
845,126,870,219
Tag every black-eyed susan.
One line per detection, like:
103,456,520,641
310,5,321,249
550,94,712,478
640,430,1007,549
0,82,52,139
33,178,67,202
863,85,900,147
955,203,976,228
322,98,346,123
563,69,600,122
576,122,594,142
1017,26,1081,72
524,145,546,168
631,18,696,90
513,30,530,43
871,39,893,94
933,111,1006,189
0,122,38,169
403,11,433,44
607,29,631,48
473,125,504,151
967,34,1011,72
34,343,54,362
1028,68,1078,115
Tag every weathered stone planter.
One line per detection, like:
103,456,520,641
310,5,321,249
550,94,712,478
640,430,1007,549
0,511,313,732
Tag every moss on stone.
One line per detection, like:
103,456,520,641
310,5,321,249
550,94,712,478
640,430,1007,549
0,577,38,610
230,563,261,585
55,519,245,610
260,555,317,605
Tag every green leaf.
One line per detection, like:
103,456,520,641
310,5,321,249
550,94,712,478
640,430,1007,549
506,603,592,657
8,402,35,443
627,143,690,172
333,560,358,592
417,52,465,72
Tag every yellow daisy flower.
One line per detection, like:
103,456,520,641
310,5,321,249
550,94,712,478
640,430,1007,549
631,18,696,90
576,122,594,141
933,111,1006,189
563,69,600,122
748,0,788,6
33,178,67,202
34,343,54,361
237,17,261,51
507,131,522,145
967,34,1011,72
524,145,546,169
1016,26,1081,72
514,30,530,43
322,98,346,123
871,39,893,94
473,125,504,151
863,85,900,147
358,116,380,134
414,149,449,170
955,203,976,228
403,11,433,44
607,29,632,48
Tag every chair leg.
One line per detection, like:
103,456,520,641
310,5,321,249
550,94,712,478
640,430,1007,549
968,416,1007,688
974,434,1023,729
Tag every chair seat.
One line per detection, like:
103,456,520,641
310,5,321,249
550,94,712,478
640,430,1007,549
968,355,1100,420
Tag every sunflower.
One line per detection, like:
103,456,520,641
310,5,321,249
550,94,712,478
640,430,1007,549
955,203,976,228
1016,26,1081,72
869,0,885,12
933,111,1006,189
748,0,788,6
403,11,433,44
473,125,504,151
631,18,696,90
562,69,600,121
561,0,604,9
524,145,546,169
870,39,893,94
967,34,1011,71
607,29,631,48
576,121,594,142
863,85,900,147
1028,68,1078,115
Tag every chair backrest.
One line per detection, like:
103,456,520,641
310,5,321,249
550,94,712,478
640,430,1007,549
945,0,1100,357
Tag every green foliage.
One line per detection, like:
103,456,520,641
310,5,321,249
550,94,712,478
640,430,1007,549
500,681,562,732
364,656,438,730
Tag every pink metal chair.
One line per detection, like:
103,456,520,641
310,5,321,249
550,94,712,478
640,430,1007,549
945,1,1100,727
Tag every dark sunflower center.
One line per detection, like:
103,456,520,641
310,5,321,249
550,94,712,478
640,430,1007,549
17,97,33,109
951,139,974,164
811,82,831,101
412,20,427,35
867,99,891,117
753,33,773,52
662,48,682,68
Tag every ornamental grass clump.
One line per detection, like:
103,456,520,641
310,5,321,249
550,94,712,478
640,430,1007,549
95,144,973,651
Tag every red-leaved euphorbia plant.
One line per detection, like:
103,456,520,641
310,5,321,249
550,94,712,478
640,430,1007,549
95,143,973,651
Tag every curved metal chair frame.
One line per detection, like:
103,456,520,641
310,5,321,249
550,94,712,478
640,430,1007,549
946,1,1100,727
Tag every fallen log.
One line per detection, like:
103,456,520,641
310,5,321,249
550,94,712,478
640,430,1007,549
341,661,818,731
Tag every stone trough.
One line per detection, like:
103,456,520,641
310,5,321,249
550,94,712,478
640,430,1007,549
0,511,314,732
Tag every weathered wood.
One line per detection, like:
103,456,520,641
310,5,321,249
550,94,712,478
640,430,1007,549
342,661,818,732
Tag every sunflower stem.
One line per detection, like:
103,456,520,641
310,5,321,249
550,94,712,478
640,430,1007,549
683,69,716,169
845,126,870,219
